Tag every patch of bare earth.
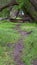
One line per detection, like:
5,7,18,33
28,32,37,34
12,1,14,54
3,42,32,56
14,23,32,36
7,23,32,65
13,39,25,65
31,58,37,65
13,23,32,65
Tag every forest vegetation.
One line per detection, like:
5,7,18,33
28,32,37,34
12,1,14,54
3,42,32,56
0,0,37,65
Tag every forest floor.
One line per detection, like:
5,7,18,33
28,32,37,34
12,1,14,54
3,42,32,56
0,20,37,65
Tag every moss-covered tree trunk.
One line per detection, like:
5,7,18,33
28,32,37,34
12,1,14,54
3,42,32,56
30,0,37,10
23,0,37,22
0,0,18,11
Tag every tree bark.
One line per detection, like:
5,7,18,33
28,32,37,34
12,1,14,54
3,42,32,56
23,0,37,21
0,0,18,11
30,0,37,11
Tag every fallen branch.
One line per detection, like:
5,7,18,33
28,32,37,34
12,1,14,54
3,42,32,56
9,17,32,22
0,17,32,22
0,17,9,21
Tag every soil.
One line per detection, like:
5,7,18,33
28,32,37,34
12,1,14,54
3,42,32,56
31,58,37,65
7,23,32,65
13,23,32,65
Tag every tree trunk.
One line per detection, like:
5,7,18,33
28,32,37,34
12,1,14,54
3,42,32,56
30,0,37,10
0,0,18,11
23,0,37,22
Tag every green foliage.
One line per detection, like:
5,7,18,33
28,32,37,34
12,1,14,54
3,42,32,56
0,8,10,17
0,0,37,22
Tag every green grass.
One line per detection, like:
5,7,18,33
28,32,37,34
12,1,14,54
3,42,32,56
0,21,20,43
20,22,37,32
20,23,37,65
0,20,17,28
0,21,21,65
0,21,37,65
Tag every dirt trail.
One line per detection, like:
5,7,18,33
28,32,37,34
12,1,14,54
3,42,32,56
7,23,36,65
13,39,24,65
13,23,26,65
14,23,32,36
13,23,32,65
6,23,32,65
31,58,37,65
